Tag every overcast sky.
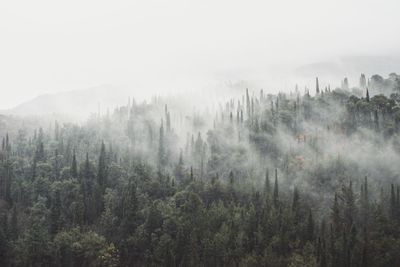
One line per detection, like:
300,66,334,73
1,0,399,109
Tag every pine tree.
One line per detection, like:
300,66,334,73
10,205,18,240
342,181,356,232
273,169,279,208
397,185,400,215
246,88,251,119
390,184,397,220
343,77,349,90
121,179,138,234
53,149,60,181
54,120,60,141
229,170,234,186
82,153,94,224
292,187,300,212
50,190,61,235
331,193,341,239
98,141,107,187
158,120,166,169
264,169,270,197
361,177,369,225
360,73,367,89
165,104,171,132
31,155,37,181
306,209,314,242
174,149,185,182
1,151,12,203
36,141,45,162
71,149,78,179
374,110,379,131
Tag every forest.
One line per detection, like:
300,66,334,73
1,73,400,267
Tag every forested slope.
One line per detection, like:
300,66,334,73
1,74,400,266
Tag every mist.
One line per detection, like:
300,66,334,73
1,1,400,266
2,0,400,109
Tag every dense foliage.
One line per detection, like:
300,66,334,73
1,74,400,266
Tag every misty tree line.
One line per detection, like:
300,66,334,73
0,73,400,266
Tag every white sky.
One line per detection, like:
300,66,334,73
1,0,399,109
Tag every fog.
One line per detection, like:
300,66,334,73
1,0,400,109
3,2,400,264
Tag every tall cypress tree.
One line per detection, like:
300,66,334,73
292,187,300,212
190,166,194,182
343,181,356,232
174,149,185,182
36,141,45,162
229,170,234,186
165,104,171,132
82,153,94,224
98,141,107,187
52,149,59,181
264,169,270,197
246,88,250,119
71,149,78,179
158,120,166,169
331,193,341,239
306,209,314,242
54,120,60,141
273,169,279,208
360,73,367,88
10,205,18,240
390,184,397,220
50,190,61,235
121,179,138,234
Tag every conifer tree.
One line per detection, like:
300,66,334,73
246,88,250,119
342,181,356,232
36,141,45,162
273,169,279,208
165,104,171,132
390,184,397,220
374,110,379,131
360,73,367,89
121,179,138,234
10,204,18,240
54,120,60,141
229,170,234,186
292,187,300,212
306,209,314,242
53,149,60,181
343,77,349,90
175,149,185,182
98,141,107,187
50,190,61,235
158,120,166,169
264,169,270,197
71,149,78,179
82,153,94,224
331,193,341,239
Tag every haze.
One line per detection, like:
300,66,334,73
1,0,399,109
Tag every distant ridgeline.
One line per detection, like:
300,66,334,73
0,73,400,266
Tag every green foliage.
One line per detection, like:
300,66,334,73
1,81,400,266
